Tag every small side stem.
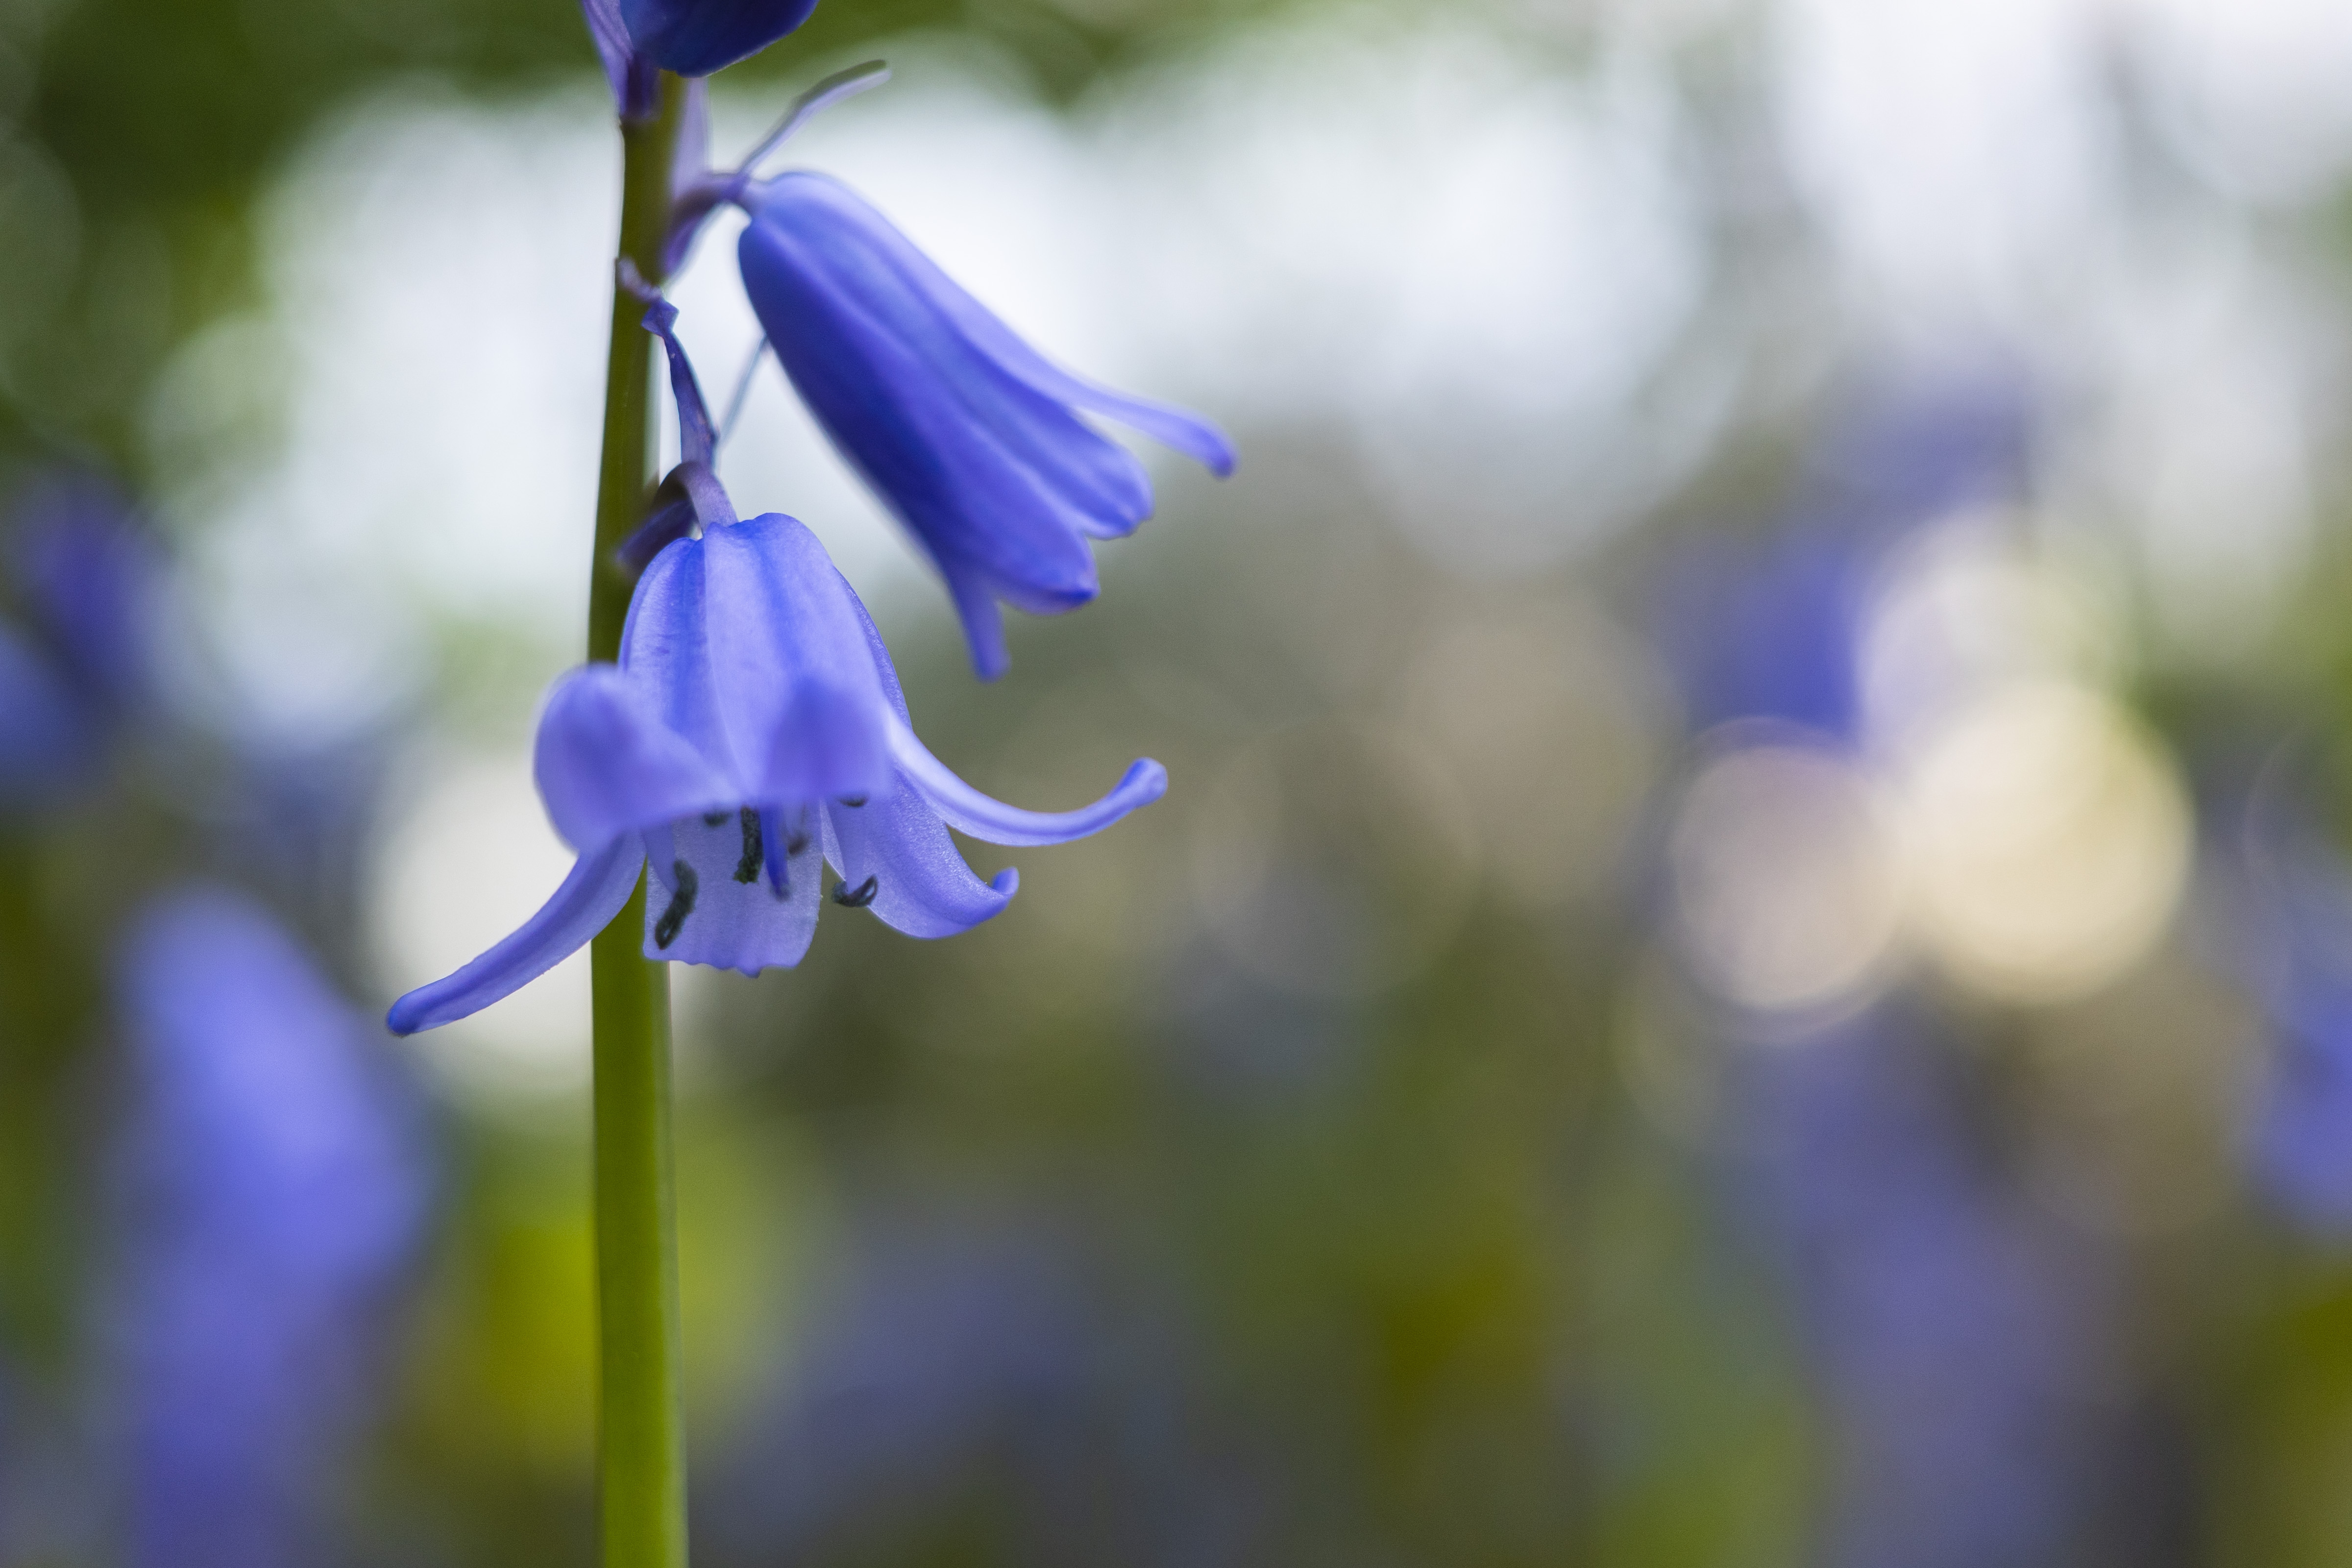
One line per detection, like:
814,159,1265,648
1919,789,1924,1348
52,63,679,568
588,73,689,1568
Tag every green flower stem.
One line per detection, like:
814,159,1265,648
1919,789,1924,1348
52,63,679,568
588,72,689,1568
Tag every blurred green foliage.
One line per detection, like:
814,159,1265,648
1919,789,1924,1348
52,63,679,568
15,0,2352,1565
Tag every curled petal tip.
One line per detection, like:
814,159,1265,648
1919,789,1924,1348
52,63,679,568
887,719,1167,847
1121,758,1170,805
990,866,1019,897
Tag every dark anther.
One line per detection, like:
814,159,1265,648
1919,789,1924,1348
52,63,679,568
837,794,868,808
784,823,810,856
831,875,879,908
701,810,729,827
733,806,763,883
654,861,699,949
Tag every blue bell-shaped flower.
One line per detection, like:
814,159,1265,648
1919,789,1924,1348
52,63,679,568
734,172,1235,679
386,510,1165,1033
386,291,1164,1034
664,64,1235,679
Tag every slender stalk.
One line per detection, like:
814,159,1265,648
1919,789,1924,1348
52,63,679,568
588,72,688,1568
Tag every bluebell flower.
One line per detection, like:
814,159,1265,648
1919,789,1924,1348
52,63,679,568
665,70,1235,679
580,0,818,120
388,294,1165,1033
109,886,431,1568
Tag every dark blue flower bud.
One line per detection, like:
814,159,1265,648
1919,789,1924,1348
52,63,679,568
624,0,818,80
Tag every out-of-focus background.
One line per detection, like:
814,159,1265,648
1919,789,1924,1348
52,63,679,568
10,0,2352,1562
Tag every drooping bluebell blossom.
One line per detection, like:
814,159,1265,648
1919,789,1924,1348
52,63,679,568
580,0,819,120
664,70,1236,680
387,295,1165,1034
108,886,431,1568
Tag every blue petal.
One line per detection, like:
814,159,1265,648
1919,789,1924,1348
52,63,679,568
386,837,643,1035
803,579,1015,933
641,807,820,974
619,0,818,77
756,173,1234,476
534,664,732,850
700,514,893,805
856,563,1166,849
620,535,735,784
888,723,1167,846
944,573,1010,684
822,782,1016,940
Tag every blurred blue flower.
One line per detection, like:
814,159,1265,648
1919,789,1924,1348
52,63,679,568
701,1216,1244,1568
2222,784,2352,1234
1654,373,2030,745
389,297,1165,1032
10,473,161,713
108,886,431,1568
1659,377,2109,1563
1738,1017,2102,1568
0,473,160,807
1656,524,1874,741
580,0,818,118
0,622,95,806
661,69,1234,679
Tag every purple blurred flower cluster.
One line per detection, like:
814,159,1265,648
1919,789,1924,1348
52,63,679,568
108,889,432,1568
0,472,437,1563
1650,375,2119,1562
